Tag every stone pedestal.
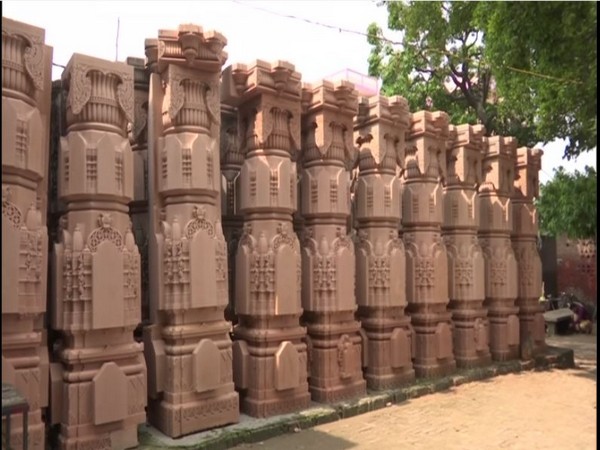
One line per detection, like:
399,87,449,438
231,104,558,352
402,111,456,378
443,124,491,368
1,17,53,450
299,80,366,402
143,26,239,437
479,136,520,361
353,96,415,389
50,54,146,450
512,147,546,357
220,103,243,325
222,60,311,417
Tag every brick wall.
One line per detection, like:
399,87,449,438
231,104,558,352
555,236,597,304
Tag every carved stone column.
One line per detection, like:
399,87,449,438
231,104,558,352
2,18,52,450
479,136,520,361
443,124,491,368
127,57,150,327
512,147,545,357
353,96,415,389
50,54,146,450
222,60,311,417
142,25,239,437
299,80,366,402
220,103,243,324
402,111,456,378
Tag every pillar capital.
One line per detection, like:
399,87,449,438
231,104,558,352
62,54,134,134
480,135,518,196
2,17,47,100
514,146,543,200
146,24,228,73
405,110,449,180
354,95,410,172
446,124,485,187
300,79,358,167
222,60,302,158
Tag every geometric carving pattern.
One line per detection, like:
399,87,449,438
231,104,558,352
2,198,23,229
368,256,390,288
182,148,192,186
490,261,507,286
415,259,435,288
16,118,28,167
455,260,474,287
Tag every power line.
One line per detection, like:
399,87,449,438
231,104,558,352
229,0,402,45
505,65,583,85
230,1,584,86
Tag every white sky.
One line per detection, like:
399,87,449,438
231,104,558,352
3,0,595,183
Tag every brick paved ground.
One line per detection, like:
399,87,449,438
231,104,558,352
233,334,596,450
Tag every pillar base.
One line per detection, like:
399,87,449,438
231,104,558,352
310,379,366,404
490,347,520,362
413,358,456,379
455,353,492,369
57,418,142,450
365,369,415,391
148,391,239,438
241,390,311,418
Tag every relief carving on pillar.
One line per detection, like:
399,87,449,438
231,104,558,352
2,188,47,314
66,59,134,123
2,18,47,94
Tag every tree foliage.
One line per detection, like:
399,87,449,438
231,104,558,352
367,1,597,159
536,166,597,240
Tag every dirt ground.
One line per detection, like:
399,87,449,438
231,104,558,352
233,334,597,450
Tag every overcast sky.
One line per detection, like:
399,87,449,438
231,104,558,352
3,0,595,183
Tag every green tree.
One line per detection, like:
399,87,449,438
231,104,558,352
536,166,597,240
367,1,597,159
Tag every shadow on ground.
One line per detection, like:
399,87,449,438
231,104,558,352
235,429,356,450
547,332,597,381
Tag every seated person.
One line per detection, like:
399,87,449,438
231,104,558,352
569,302,593,334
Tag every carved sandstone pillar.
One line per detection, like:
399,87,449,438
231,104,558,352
353,96,415,389
142,26,239,437
299,80,366,402
51,54,146,450
479,136,520,361
402,111,456,378
127,57,150,327
220,103,243,324
222,60,311,417
2,17,52,450
442,124,491,368
512,147,546,356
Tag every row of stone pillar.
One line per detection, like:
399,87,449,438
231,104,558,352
1,19,545,450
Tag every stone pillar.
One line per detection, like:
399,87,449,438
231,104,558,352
353,96,415,389
142,25,239,437
127,57,150,327
50,53,146,450
402,111,456,378
2,17,52,450
222,60,311,417
479,136,520,361
443,124,491,368
512,147,546,357
299,80,366,402
220,103,243,324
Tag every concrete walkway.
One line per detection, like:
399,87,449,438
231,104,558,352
231,334,596,450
